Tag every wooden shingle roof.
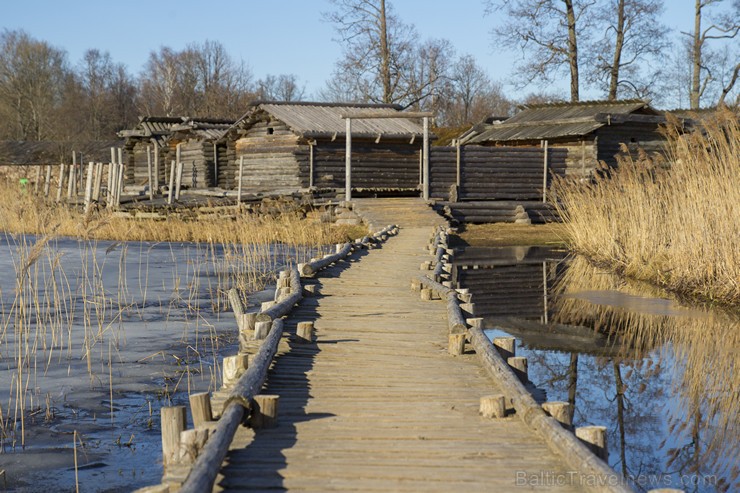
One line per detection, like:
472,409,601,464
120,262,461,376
234,101,427,140
119,116,234,141
461,100,664,144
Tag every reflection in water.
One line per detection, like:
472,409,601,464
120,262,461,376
456,249,739,493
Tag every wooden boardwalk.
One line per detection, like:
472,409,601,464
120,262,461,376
215,199,584,492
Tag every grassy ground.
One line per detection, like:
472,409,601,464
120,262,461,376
451,222,570,247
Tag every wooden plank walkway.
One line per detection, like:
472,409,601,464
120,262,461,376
215,199,584,492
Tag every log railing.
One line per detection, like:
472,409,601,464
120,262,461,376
414,226,637,493
143,221,399,492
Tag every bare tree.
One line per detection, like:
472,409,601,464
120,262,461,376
686,0,739,109
139,42,253,118
587,0,668,100
486,0,596,102
440,54,513,127
325,0,417,104
0,29,69,140
256,74,306,101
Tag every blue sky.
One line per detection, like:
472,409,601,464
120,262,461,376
0,1,720,100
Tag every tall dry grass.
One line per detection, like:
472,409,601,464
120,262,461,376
553,109,739,305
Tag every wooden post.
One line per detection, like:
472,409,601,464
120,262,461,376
250,395,279,429
455,140,461,187
57,163,64,202
543,261,549,324
460,302,475,317
212,143,217,188
189,392,213,428
147,145,154,201
117,150,124,206
43,165,51,197
93,162,103,202
422,116,430,200
303,284,318,296
308,141,314,188
237,155,244,205
480,395,506,418
254,321,271,340
67,152,76,199
161,406,186,467
345,117,352,201
542,139,548,203
179,428,209,466
168,160,176,204
420,288,433,301
542,401,573,430
296,321,314,343
34,165,41,193
493,336,516,360
576,426,608,461
222,354,249,387
84,162,94,214
175,144,183,200
448,333,466,355
154,143,160,191
508,356,528,382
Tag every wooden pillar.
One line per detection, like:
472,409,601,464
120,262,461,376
345,117,352,201
542,401,573,430
250,395,279,429
189,392,213,428
161,406,186,467
422,116,430,200
542,261,549,324
237,155,244,205
480,394,506,418
576,426,608,461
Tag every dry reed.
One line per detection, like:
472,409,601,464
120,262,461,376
553,109,740,305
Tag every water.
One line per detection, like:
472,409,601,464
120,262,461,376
455,246,739,493
0,234,310,491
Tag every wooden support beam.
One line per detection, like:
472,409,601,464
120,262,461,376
345,117,352,201
250,395,279,429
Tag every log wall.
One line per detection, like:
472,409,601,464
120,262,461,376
429,145,568,201
312,143,420,191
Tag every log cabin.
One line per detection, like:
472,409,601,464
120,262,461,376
219,101,428,196
458,100,677,179
118,116,233,190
